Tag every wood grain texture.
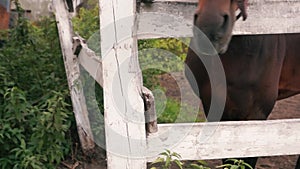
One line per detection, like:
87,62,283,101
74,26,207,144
138,0,300,39
147,119,300,161
73,36,103,86
99,0,147,168
52,0,95,153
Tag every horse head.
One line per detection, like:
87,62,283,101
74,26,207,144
193,0,248,54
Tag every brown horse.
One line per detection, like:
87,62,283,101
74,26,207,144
185,0,300,168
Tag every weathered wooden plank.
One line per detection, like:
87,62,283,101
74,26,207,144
234,0,300,34
146,119,300,161
52,0,95,154
137,0,300,39
73,36,103,86
138,2,195,39
99,0,147,168
142,87,158,133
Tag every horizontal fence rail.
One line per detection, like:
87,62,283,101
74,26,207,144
147,119,300,161
137,0,300,39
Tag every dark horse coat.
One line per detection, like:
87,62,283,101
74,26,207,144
186,34,300,121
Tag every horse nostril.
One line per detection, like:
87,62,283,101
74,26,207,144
194,14,198,25
222,14,229,29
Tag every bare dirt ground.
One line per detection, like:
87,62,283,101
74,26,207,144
59,72,299,169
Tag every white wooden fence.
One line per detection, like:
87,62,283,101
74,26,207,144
52,0,300,168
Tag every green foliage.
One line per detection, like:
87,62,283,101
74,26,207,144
155,98,203,123
151,151,254,169
139,38,189,62
138,38,190,89
0,2,73,168
72,5,100,40
216,159,253,169
189,161,210,169
151,149,184,169
138,38,193,124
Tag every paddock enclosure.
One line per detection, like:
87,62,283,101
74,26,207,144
52,0,300,168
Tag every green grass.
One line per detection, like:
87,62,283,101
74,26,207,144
152,89,205,123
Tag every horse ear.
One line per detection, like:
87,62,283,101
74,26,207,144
237,0,248,21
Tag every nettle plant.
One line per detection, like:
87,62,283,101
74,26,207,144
150,150,253,169
0,1,73,168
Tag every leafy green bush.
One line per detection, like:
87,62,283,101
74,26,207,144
0,2,73,168
72,5,100,40
150,150,253,169
138,38,189,89
156,98,203,123
151,149,183,169
216,159,253,169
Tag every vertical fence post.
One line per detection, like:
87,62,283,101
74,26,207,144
52,0,95,154
99,0,147,168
